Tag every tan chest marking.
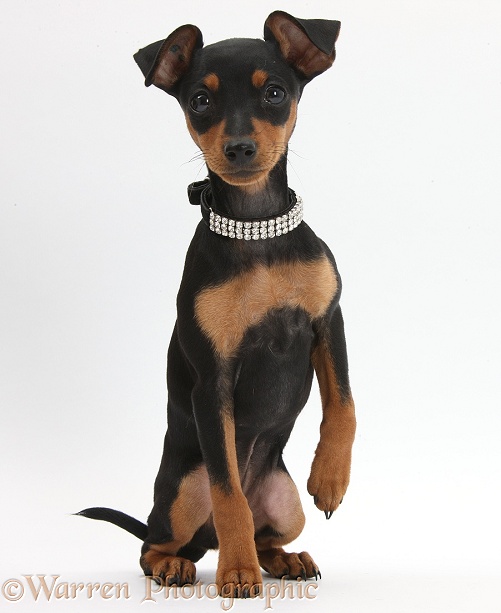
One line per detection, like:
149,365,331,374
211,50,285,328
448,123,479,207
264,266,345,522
194,255,337,358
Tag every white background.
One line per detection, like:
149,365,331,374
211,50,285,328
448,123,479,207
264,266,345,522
1,0,500,611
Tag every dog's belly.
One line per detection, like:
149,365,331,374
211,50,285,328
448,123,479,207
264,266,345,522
244,468,303,534
188,463,303,551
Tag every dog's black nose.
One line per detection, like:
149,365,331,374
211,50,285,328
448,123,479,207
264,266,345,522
224,139,257,164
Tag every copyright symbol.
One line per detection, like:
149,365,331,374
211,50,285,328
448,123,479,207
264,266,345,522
2,578,24,601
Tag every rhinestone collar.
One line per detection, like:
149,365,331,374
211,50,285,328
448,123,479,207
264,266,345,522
187,179,303,240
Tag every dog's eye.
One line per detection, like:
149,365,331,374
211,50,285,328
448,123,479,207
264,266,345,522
264,86,286,105
190,92,210,113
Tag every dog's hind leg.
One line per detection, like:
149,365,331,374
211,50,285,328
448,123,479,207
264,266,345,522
140,461,212,585
252,467,320,580
141,325,212,585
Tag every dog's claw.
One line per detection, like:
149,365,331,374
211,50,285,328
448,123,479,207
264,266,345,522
313,495,319,505
324,510,333,520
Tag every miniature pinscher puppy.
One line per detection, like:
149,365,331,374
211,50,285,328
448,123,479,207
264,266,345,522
78,10,356,599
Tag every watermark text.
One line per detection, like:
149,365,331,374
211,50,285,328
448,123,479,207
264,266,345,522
2,575,318,610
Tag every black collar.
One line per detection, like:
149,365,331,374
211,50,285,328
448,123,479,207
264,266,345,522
187,179,303,240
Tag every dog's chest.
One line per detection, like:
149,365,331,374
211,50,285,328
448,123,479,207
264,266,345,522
194,255,337,358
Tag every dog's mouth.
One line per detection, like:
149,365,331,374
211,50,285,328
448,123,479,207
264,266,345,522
206,150,282,187
221,165,269,181
215,166,274,187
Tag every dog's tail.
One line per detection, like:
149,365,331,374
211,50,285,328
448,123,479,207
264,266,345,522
75,507,148,541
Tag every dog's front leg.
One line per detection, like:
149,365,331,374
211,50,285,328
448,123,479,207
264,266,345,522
308,305,357,518
192,380,262,598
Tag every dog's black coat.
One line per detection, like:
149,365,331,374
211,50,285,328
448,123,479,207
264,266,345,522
78,11,356,597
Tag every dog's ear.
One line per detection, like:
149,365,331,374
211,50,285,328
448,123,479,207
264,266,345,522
134,24,203,95
264,11,340,82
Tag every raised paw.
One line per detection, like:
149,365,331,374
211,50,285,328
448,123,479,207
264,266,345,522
216,565,263,598
141,550,196,586
258,548,320,580
307,451,351,517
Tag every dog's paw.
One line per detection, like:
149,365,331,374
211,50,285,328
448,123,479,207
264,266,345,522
307,452,351,518
141,551,196,586
216,565,263,598
259,549,320,580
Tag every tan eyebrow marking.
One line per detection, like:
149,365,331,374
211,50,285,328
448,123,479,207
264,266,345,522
252,69,269,89
203,72,220,92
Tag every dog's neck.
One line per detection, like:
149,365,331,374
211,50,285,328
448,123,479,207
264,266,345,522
207,155,289,219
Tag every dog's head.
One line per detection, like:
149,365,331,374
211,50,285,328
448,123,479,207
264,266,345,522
134,12,340,188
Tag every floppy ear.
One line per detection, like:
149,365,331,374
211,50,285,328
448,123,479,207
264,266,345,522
134,24,203,95
264,11,340,82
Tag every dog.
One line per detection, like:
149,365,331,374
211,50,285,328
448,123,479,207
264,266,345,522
78,10,356,599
